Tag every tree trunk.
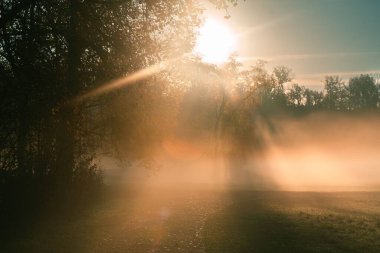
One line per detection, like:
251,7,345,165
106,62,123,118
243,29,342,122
56,0,81,190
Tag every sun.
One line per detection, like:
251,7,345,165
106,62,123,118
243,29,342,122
194,18,237,64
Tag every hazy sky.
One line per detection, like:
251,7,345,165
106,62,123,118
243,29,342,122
204,0,380,89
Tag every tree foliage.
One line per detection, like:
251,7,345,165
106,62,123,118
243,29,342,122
0,0,202,209
348,75,378,110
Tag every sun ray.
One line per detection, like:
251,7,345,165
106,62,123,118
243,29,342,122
68,59,176,105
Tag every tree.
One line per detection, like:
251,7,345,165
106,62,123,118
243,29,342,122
287,84,305,109
272,65,294,109
323,76,349,110
0,0,202,203
304,88,323,111
348,75,378,110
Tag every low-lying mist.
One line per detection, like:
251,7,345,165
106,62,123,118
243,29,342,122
266,112,380,191
100,113,380,192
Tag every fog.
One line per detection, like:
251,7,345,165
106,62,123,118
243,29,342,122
101,113,380,192
266,113,380,191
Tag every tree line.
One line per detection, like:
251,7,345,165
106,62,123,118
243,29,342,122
240,62,379,113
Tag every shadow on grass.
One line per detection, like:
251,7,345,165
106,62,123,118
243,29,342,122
2,179,380,253
203,191,380,253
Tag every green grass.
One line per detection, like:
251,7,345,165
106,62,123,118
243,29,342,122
204,192,380,253
2,189,380,253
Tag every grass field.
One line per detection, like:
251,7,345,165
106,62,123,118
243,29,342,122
2,187,380,253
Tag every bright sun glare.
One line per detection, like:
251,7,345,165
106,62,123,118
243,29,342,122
194,18,237,64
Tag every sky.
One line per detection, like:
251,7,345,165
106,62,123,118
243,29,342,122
203,0,380,89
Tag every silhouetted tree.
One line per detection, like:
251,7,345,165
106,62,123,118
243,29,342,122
348,74,378,110
323,76,349,110
304,88,323,111
272,65,294,109
0,0,202,209
287,84,305,109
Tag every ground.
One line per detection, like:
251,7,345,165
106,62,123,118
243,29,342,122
2,186,380,253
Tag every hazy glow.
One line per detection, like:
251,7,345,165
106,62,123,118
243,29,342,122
101,114,380,192
194,18,237,64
